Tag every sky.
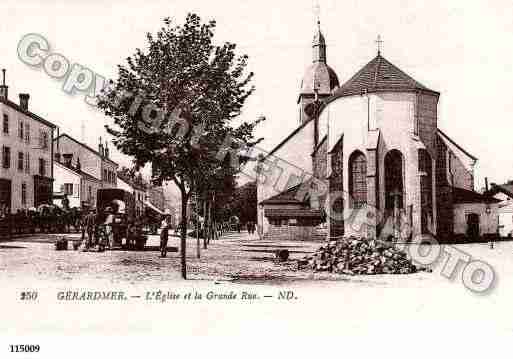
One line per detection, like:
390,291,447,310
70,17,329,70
0,0,512,202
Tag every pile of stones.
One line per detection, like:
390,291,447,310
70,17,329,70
299,236,420,275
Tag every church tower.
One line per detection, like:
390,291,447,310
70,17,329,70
298,21,339,126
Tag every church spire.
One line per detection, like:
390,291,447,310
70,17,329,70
312,2,326,63
375,34,383,56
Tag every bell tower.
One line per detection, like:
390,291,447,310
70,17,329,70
297,20,339,125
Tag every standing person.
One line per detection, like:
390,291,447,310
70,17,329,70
103,207,115,249
246,221,251,235
79,209,87,243
160,213,171,258
83,208,97,250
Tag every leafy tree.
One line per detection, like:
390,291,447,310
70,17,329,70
118,166,146,187
226,181,257,224
97,14,263,279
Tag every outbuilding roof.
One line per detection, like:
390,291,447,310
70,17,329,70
259,183,307,205
452,187,500,204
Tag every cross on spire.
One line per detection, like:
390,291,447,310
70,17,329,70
313,0,321,27
375,34,383,55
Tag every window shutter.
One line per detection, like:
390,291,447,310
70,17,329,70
25,152,30,173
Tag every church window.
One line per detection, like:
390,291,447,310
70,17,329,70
349,151,367,208
384,149,404,209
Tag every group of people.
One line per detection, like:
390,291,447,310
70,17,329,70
0,206,82,236
79,207,148,252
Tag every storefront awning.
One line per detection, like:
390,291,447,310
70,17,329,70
145,200,164,215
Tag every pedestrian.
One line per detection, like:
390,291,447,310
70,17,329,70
103,207,115,249
82,208,96,251
160,213,171,258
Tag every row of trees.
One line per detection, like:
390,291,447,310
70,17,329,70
97,13,263,279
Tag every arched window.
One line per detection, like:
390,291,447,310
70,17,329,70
385,149,404,209
349,151,367,208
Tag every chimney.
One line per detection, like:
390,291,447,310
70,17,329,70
98,136,104,157
485,177,489,192
104,141,109,158
19,93,30,110
76,157,81,171
0,69,8,99
62,153,73,167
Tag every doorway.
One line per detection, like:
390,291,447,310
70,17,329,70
466,213,480,239
0,178,11,214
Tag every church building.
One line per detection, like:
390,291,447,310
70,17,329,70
256,22,498,242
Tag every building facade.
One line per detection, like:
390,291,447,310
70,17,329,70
53,134,118,191
0,76,55,213
117,176,146,216
487,182,513,237
257,23,497,241
53,158,101,209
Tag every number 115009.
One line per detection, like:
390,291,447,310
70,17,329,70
9,345,40,353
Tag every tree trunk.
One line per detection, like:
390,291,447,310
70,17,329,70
196,194,200,259
212,192,217,241
180,190,187,279
203,198,207,250
207,199,212,245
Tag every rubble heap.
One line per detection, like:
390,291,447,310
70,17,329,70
299,236,419,275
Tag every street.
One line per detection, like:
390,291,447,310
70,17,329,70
3,231,513,336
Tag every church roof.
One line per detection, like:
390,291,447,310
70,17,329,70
299,23,339,96
300,62,340,95
332,54,438,98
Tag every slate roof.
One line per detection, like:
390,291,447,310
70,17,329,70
259,184,306,205
332,54,438,98
452,187,500,204
300,62,340,95
437,129,477,162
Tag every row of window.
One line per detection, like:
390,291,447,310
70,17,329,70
60,183,97,202
1,146,47,176
2,114,49,150
270,218,298,226
346,149,433,210
60,183,97,204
